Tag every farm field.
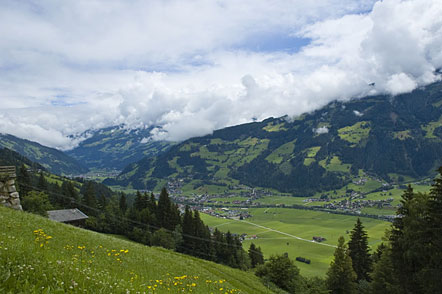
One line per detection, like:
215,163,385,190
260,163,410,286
0,206,269,294
201,208,390,277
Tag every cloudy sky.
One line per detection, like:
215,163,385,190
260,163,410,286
0,0,441,149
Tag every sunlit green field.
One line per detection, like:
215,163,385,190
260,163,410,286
0,206,270,294
201,208,390,277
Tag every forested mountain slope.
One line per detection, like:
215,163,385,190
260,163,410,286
67,125,174,170
110,81,442,195
0,134,86,175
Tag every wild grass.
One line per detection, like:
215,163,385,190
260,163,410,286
0,206,271,293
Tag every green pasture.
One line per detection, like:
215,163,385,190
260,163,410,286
258,196,307,206
210,196,250,203
201,208,389,277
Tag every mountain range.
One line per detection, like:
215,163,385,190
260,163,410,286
1,81,441,196
107,81,442,195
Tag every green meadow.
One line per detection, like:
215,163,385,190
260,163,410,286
0,206,270,294
201,208,390,277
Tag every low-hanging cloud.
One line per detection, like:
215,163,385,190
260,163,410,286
0,0,441,150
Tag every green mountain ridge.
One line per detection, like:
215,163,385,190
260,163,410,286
0,147,45,171
0,134,87,175
67,125,174,171
108,81,442,195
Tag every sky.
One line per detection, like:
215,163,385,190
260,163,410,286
0,0,441,150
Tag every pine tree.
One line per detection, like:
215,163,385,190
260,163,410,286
37,171,48,191
370,246,401,294
326,236,357,294
157,187,172,230
81,181,98,216
170,203,182,231
225,231,237,268
347,218,372,281
421,166,442,293
148,193,157,213
119,192,128,213
180,205,194,254
17,164,31,197
213,228,227,264
98,193,107,210
192,210,212,260
61,181,79,208
389,185,427,293
249,243,264,268
134,191,144,211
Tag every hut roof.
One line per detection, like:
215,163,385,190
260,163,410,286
47,208,88,223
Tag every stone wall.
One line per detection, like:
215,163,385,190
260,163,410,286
0,166,22,210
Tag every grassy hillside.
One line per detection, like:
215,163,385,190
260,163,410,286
0,206,270,293
0,134,86,175
201,208,389,277
110,81,442,195
67,125,174,171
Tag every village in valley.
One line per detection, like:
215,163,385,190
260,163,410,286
162,172,415,228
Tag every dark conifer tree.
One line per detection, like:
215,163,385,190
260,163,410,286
17,164,31,197
148,192,157,213
421,166,442,293
225,231,237,268
119,192,128,213
370,246,401,294
37,171,48,191
213,228,227,263
61,181,79,208
140,192,149,210
81,181,98,216
371,243,386,264
389,185,421,293
192,210,212,259
249,243,264,268
348,218,372,281
98,193,107,210
180,205,194,254
157,187,172,230
134,191,144,211
326,236,357,294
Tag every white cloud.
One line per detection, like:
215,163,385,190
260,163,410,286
315,126,329,134
0,0,441,149
386,73,418,95
353,110,364,117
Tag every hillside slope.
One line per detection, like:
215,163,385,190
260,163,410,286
0,134,86,175
0,206,270,293
110,81,442,195
0,147,45,171
67,125,174,171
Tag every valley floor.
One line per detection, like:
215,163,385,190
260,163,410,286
201,208,389,277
